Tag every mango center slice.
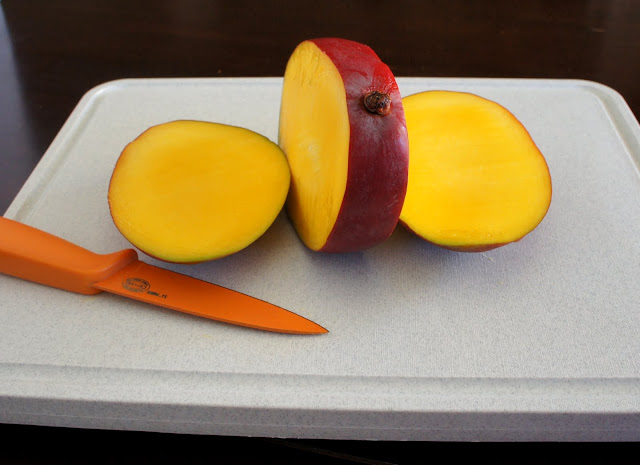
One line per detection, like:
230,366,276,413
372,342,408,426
278,41,350,251
400,91,552,249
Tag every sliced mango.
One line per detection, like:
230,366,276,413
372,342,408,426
400,91,552,251
108,120,290,263
278,38,409,253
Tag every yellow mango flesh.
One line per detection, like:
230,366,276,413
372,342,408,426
108,120,290,263
278,41,350,251
400,91,552,249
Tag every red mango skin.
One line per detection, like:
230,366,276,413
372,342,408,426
309,38,409,253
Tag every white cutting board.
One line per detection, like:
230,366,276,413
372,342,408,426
1,77,640,441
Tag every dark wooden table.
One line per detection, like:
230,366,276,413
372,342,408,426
1,1,639,462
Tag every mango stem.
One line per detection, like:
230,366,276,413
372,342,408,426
363,91,392,115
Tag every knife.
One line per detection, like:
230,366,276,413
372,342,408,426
0,216,327,335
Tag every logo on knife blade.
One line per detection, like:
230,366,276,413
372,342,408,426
122,277,150,293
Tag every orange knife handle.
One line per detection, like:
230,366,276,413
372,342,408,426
0,216,138,295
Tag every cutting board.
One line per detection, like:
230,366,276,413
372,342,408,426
1,77,640,441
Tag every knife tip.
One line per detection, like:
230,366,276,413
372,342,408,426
281,318,329,335
290,323,329,335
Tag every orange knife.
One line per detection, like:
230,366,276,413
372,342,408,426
0,216,327,335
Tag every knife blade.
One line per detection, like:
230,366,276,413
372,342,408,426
0,216,327,335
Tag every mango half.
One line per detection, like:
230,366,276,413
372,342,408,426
108,120,290,263
400,91,552,252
